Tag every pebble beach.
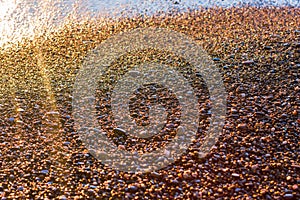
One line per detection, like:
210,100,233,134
0,5,299,200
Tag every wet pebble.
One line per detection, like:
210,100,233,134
283,193,294,199
242,60,255,65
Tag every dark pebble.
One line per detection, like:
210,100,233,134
283,194,294,199
40,169,49,174
127,185,138,192
113,128,127,136
17,186,24,191
63,141,70,146
264,45,272,50
237,123,247,131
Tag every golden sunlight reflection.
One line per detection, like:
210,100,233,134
0,0,81,48
0,0,83,167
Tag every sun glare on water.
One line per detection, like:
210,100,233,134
0,0,84,48
0,0,19,47
0,0,17,19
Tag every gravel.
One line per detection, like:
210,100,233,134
0,6,299,200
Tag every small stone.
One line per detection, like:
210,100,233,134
17,186,23,191
242,60,255,65
8,117,14,122
281,114,288,119
292,184,298,190
183,171,190,179
59,195,67,200
260,189,267,194
237,123,247,131
292,110,297,116
46,111,60,115
89,185,97,189
282,141,288,145
113,128,126,136
41,170,49,174
123,174,130,179
213,57,220,61
251,164,259,170
16,120,23,124
128,185,138,192
283,194,294,199
232,173,240,177
63,142,70,146
264,45,272,50
231,108,238,113
151,172,160,177
177,126,185,134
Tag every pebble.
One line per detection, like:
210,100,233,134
59,195,67,200
264,45,272,50
242,60,255,65
46,111,60,115
8,117,14,122
17,186,23,191
40,170,49,174
63,141,70,146
237,123,247,131
89,185,97,189
292,184,298,190
16,108,25,112
283,194,294,199
176,126,185,134
0,6,298,200
127,185,138,192
113,128,127,136
118,145,126,150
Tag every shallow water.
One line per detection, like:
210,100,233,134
0,0,299,47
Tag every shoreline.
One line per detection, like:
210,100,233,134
1,6,299,50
